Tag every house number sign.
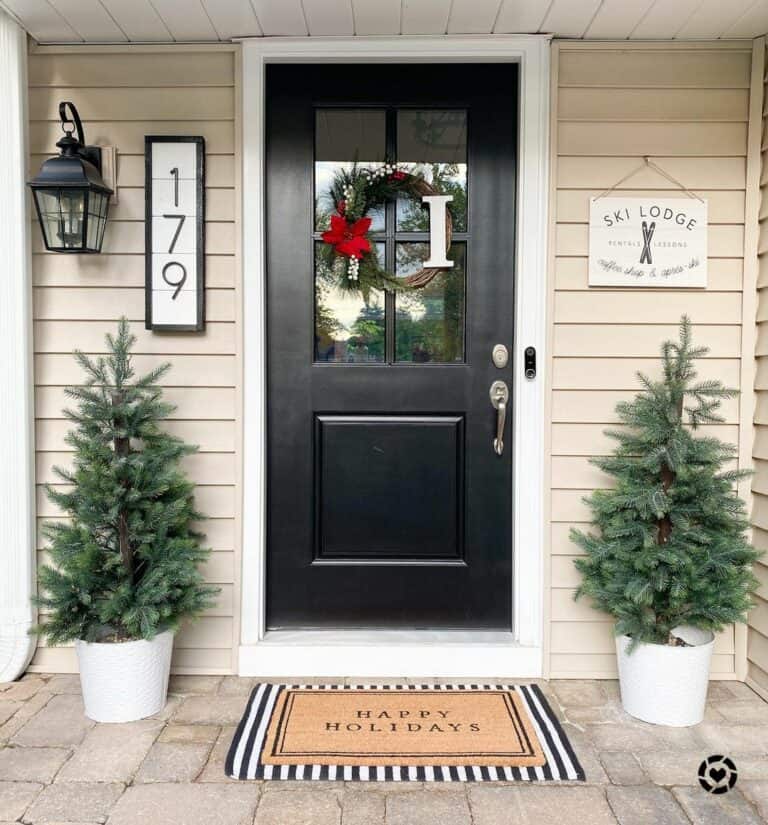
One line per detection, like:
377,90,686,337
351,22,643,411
588,197,708,288
145,136,205,330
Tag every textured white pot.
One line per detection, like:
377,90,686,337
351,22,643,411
75,630,174,723
616,625,714,727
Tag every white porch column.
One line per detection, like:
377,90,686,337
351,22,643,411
0,9,37,681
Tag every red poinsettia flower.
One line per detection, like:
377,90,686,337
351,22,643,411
390,170,407,181
322,214,372,260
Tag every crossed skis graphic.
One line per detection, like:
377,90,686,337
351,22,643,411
640,220,656,265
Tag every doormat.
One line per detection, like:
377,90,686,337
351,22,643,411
225,684,584,782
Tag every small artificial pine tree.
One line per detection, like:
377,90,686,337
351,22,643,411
35,319,218,644
572,317,761,647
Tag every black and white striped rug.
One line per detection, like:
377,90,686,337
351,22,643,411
225,683,584,782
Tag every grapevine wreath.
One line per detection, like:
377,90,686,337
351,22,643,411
319,163,452,297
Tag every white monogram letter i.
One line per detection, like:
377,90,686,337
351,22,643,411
421,194,454,268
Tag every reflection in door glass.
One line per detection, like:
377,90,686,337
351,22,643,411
396,243,465,363
315,242,385,362
396,110,467,232
315,109,386,232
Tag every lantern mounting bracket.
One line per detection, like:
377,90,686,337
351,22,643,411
58,100,103,172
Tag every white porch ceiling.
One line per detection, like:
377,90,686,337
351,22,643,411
1,0,767,43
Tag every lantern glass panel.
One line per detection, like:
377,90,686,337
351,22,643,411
86,191,108,251
34,187,87,250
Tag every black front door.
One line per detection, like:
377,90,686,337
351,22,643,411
266,64,517,630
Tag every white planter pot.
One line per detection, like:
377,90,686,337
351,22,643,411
615,626,714,727
75,630,174,723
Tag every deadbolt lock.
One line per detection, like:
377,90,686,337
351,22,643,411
492,344,509,369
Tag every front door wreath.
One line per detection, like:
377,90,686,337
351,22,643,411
319,163,452,297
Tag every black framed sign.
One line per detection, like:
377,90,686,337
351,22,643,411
145,136,205,331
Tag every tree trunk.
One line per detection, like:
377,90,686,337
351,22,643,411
657,463,675,545
657,392,684,545
112,391,132,578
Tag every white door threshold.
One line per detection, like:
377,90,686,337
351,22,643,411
239,631,542,678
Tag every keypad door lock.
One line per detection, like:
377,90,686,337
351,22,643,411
524,347,536,380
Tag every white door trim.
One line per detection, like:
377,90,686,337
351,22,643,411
240,35,550,677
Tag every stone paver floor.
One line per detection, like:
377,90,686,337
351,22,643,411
0,674,767,823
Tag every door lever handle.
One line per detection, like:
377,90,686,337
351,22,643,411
494,398,507,455
489,380,509,456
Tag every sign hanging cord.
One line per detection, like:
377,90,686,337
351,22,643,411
594,157,705,202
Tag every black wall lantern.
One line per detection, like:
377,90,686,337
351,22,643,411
28,102,112,253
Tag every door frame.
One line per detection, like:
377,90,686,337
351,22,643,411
240,35,551,677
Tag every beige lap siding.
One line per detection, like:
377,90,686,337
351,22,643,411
28,45,239,675
749,39,768,700
548,41,762,679
26,40,765,680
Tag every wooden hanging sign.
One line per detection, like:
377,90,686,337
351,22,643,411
589,197,708,288
145,136,205,330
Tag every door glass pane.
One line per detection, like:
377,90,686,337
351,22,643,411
395,243,465,363
315,109,386,233
316,241,385,362
396,110,467,232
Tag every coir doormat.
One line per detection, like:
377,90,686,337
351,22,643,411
226,684,584,782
